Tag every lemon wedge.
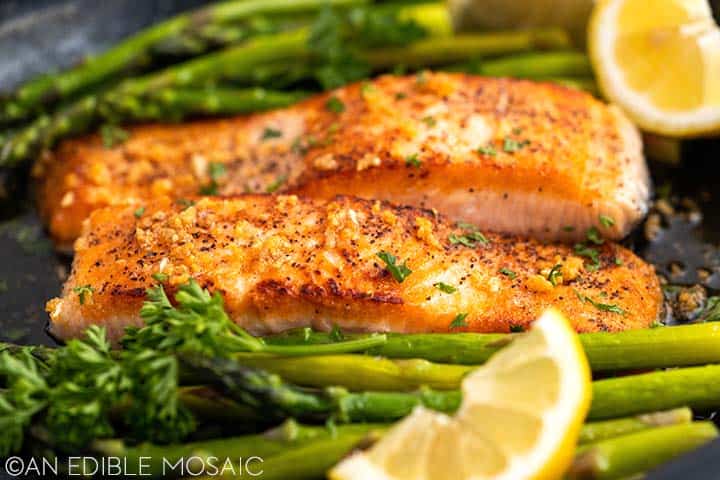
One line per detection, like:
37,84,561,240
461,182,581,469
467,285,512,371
589,0,720,137
330,308,592,480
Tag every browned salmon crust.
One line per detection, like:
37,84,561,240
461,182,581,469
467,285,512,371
36,73,649,248
47,195,662,342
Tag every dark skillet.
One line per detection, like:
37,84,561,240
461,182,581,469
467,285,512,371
0,1,719,478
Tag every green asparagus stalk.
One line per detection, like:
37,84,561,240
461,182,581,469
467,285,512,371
233,353,473,391
111,88,309,123
187,354,720,424
0,0,368,125
178,386,262,423
245,428,385,480
579,408,692,444
92,413,702,479
264,322,720,371
103,2,449,100
568,422,719,479
0,3,452,167
589,364,720,420
179,354,462,423
179,384,693,447
0,86,304,165
91,420,384,478
474,51,592,78
362,29,571,68
12,339,717,427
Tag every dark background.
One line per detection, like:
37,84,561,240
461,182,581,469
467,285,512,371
1,1,720,478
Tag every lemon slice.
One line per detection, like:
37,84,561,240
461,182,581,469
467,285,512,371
589,0,720,137
330,308,592,480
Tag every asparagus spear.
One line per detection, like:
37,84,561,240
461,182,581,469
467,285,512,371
244,428,385,480
0,86,304,165
579,408,692,444
180,385,693,447
469,50,592,78
186,353,720,424
233,353,473,391
0,3,450,167
264,322,720,371
589,365,720,420
91,420,385,477
568,422,719,479
111,88,309,123
0,0,368,125
362,29,571,68
179,354,462,423
96,404,692,476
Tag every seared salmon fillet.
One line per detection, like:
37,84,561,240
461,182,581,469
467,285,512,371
47,195,662,342
36,73,649,248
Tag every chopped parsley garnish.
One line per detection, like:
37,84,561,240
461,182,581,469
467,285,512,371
421,116,436,127
614,257,624,266
586,226,604,245
563,225,575,232
547,264,563,286
100,124,129,148
133,206,145,219
73,285,94,305
499,268,517,279
176,198,195,209
477,144,497,156
650,320,665,328
449,222,489,248
261,127,283,140
152,272,168,282
199,162,226,195
510,324,525,332
599,215,615,228
434,282,457,294
574,243,601,271
449,233,489,247
266,175,288,193
575,290,625,314
325,96,345,114
405,153,421,167
449,313,468,329
377,251,412,283
502,137,530,153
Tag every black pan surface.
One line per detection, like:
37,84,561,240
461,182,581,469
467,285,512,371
0,1,719,478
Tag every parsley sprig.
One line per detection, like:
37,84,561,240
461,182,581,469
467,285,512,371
377,251,413,283
448,222,489,248
449,313,468,329
575,290,626,315
0,279,387,455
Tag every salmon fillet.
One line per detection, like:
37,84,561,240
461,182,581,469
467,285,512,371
36,73,649,249
46,195,662,342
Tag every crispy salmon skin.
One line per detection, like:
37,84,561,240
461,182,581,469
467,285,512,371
37,73,649,248
47,195,661,342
